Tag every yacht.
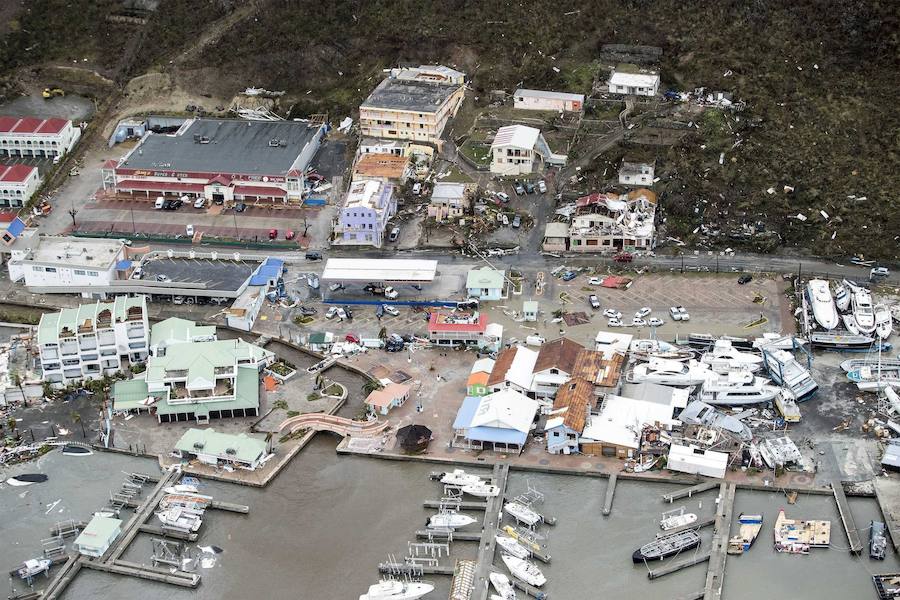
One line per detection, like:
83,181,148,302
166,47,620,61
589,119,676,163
752,333,806,351
847,364,900,392
851,287,876,334
359,579,434,600
427,512,477,529
840,356,900,373
630,339,695,362
841,314,860,335
501,554,546,587
806,279,839,330
628,358,711,386
696,371,780,406
834,282,850,312
700,339,763,373
761,348,818,400
875,304,893,340
489,572,517,600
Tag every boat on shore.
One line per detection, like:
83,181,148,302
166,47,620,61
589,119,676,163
875,304,894,340
5,473,48,486
871,520,887,560
700,339,763,374
156,507,202,532
359,579,434,600
633,529,701,562
501,554,546,587
727,514,763,555
630,339,695,362
504,501,542,527
834,282,851,312
752,333,806,351
427,512,476,529
848,364,900,392
809,332,880,351
807,279,839,330
679,400,753,441
697,371,780,406
60,444,93,456
841,357,900,373
761,348,818,400
495,534,531,559
842,314,861,335
11,557,51,580
489,572,517,600
684,333,753,352
628,358,710,386
851,286,877,334
773,389,801,423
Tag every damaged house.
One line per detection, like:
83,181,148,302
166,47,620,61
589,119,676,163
569,189,657,253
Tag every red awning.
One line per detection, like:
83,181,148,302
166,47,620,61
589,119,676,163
233,185,286,197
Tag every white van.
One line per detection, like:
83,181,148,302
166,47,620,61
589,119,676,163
155,196,165,209
526,335,546,346
360,338,385,349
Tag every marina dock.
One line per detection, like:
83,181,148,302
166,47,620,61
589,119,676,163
415,529,481,542
874,477,900,551
471,464,509,600
647,550,711,579
663,481,719,503
81,558,200,588
422,500,488,510
703,482,735,600
602,473,617,516
120,496,250,514
832,482,863,554
659,516,716,537
35,557,81,600
139,524,199,541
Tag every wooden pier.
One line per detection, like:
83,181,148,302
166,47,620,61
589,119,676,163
832,482,863,554
647,550,711,579
81,558,200,587
471,464,510,600
874,477,900,551
139,524,199,541
663,481,719,503
423,500,488,511
602,473,617,516
107,469,180,563
120,496,250,514
377,562,455,577
39,557,82,600
415,530,481,542
702,482,735,600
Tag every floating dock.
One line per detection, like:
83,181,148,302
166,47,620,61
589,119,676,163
602,473,617,516
81,558,199,587
874,477,900,551
663,481,719,503
703,482,735,600
470,464,510,600
648,550,711,579
832,481,863,554
423,500,488,511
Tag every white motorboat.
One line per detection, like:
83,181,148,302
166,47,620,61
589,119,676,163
489,572,517,600
630,339,695,362
503,501,542,526
427,512,477,529
660,509,698,531
851,287,876,334
875,304,893,340
495,534,531,559
834,282,850,312
501,554,546,587
841,356,900,373
696,371,780,406
752,333,806,351
806,279,839,330
842,314,860,335
700,339,763,374
14,558,51,580
461,481,500,498
359,579,434,600
760,348,818,401
156,507,202,532
163,484,200,494
439,469,484,487
628,358,711,386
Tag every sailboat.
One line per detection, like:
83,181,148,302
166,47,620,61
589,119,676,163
359,579,434,600
501,554,546,587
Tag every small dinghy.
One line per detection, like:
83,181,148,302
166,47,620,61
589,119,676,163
5,473,48,486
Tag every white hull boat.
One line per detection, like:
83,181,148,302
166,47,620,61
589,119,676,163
700,339,763,372
752,333,806,351
630,339,695,362
841,357,900,373
834,283,850,312
495,534,531,559
697,371,780,406
761,348,818,400
807,279,839,330
851,287,877,334
875,304,893,340
504,501,542,526
628,358,711,386
489,572,517,600
359,579,434,600
501,554,546,587
427,512,477,529
661,512,698,531
439,469,484,487
14,558,51,580
163,484,201,494
156,507,202,532
842,314,860,335
849,365,900,391
462,482,500,497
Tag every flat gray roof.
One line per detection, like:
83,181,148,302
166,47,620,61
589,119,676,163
119,118,322,175
140,257,256,293
361,78,459,113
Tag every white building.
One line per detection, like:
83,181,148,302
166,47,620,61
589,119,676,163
667,444,729,479
0,164,41,208
0,116,81,158
466,267,507,301
569,189,657,253
489,125,566,176
608,65,660,97
618,160,655,187
514,89,584,112
580,391,677,459
331,180,397,248
74,515,122,557
428,181,471,220
8,236,127,296
487,345,539,395
37,296,149,386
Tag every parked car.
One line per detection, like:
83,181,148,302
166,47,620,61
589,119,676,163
193,198,206,209
209,297,228,305
589,295,601,310
335,307,347,320
328,282,345,292
234,202,247,213
268,228,278,240
512,215,521,229
538,180,547,194
603,309,621,319
161,199,174,210
496,192,510,203
561,270,577,281
171,199,183,209
737,275,752,284
514,182,526,196
298,306,317,316
383,305,400,317
185,224,194,236
156,274,171,283
635,307,652,318
412,182,422,196
871,266,890,278
325,307,339,319
155,197,165,209
173,296,185,305
632,317,647,327
389,227,400,242
305,251,323,261
608,318,624,327
375,304,384,318
588,276,603,285
524,182,535,194
648,317,664,327
384,286,399,299
345,334,360,344
385,340,405,352
132,267,143,280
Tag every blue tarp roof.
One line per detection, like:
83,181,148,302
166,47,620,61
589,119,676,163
249,257,284,286
6,217,26,238
452,396,527,445
116,260,132,270
452,396,480,430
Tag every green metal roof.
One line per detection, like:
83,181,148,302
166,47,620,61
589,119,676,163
112,379,165,411
37,312,61,345
174,427,267,463
150,317,216,348
74,515,122,548
113,295,145,322
36,297,145,345
466,267,505,290
155,365,260,417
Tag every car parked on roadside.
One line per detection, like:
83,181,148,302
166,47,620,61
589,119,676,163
305,251,322,261
298,306,317,316
328,282,344,292
514,182,526,196
193,198,206,209
562,270,577,281
871,266,890,278
389,227,400,242
234,202,247,213
588,294,601,309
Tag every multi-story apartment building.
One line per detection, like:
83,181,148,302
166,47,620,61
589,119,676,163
568,189,657,253
332,180,396,247
359,65,466,144
0,164,41,208
38,296,149,386
0,116,81,158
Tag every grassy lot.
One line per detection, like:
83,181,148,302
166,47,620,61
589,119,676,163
459,139,492,168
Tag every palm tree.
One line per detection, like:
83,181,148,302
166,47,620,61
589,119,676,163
361,379,383,395
71,412,86,438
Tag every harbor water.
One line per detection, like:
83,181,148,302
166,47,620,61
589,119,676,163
2,436,898,599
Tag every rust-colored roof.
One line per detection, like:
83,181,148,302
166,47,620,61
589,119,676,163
626,188,657,205
573,349,605,382
596,352,625,388
487,347,518,386
365,382,412,408
467,371,489,387
353,153,409,179
552,377,593,433
534,338,584,375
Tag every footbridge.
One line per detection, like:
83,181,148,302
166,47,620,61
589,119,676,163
278,413,390,437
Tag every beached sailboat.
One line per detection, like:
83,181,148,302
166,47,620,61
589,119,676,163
501,554,546,587
359,579,434,600
427,512,477,529
503,502,542,527
727,514,764,555
489,572,517,600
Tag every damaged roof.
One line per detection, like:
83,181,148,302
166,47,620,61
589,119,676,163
549,377,593,433
534,337,585,375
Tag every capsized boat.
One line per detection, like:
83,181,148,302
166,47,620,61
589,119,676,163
503,501,542,527
5,473,48,486
439,469,484,487
501,554,546,587
156,507,202,532
875,304,893,340
727,514,763,555
461,481,500,498
807,279,839,330
427,512,477,529
632,529,701,562
60,444,93,456
851,287,877,334
359,579,434,600
871,520,887,560
495,534,531,559
489,572,517,600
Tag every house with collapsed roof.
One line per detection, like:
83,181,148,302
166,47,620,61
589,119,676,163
489,125,567,176
545,378,594,454
569,189,657,253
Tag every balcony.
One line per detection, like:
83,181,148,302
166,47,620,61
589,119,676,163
127,328,146,340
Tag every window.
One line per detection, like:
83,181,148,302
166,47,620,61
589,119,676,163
74,269,86,275
32,266,44,272
45,267,57,273
87,271,98,277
